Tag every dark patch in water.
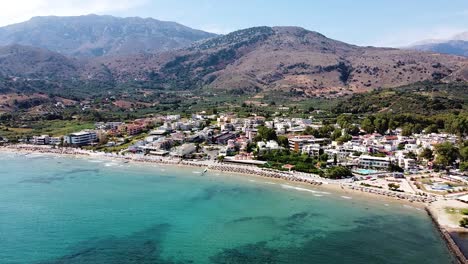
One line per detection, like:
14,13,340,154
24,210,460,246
229,216,274,224
352,215,386,226
210,241,280,264
65,169,100,175
281,212,322,234
281,217,455,264
210,215,454,264
36,223,191,264
192,185,260,201
286,212,309,221
20,169,100,184
20,176,65,184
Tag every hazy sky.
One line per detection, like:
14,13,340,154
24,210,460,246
1,0,467,47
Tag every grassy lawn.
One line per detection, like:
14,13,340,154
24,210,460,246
0,120,95,138
0,126,33,138
445,207,468,215
30,120,95,136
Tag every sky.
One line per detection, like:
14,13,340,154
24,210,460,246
0,0,467,47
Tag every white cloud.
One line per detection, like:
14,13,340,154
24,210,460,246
371,26,467,48
0,0,149,27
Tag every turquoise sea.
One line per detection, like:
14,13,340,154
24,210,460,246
0,153,455,263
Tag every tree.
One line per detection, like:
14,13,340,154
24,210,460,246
388,183,400,191
388,162,404,172
460,162,468,172
318,125,335,138
374,117,389,135
460,145,468,162
405,151,417,160
324,166,352,179
257,126,277,142
337,114,352,129
347,125,360,136
460,218,468,228
445,114,467,136
419,148,433,160
277,135,289,149
361,117,375,134
413,123,424,134
388,119,399,130
337,133,352,144
424,124,439,134
319,153,329,162
331,129,342,140
397,143,405,150
303,126,319,137
401,124,414,137
434,142,459,169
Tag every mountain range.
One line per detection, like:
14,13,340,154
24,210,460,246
408,32,468,57
0,15,467,100
0,15,216,57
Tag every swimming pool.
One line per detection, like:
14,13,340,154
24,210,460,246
353,169,380,175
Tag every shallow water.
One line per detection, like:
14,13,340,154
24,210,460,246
0,153,455,263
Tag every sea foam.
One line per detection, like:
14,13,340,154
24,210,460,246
281,184,329,195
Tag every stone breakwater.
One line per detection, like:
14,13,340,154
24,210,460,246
345,185,437,203
207,165,323,185
426,208,468,264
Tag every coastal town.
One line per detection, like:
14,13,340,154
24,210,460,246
1,112,467,205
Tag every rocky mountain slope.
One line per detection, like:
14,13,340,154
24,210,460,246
0,44,79,78
0,15,216,57
0,25,467,98
93,26,468,95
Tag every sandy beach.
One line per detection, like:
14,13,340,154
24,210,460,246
0,144,439,206
428,200,468,232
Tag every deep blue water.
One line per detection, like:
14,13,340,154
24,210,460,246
0,152,455,263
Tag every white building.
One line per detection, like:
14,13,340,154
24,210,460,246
32,135,50,145
266,140,281,150
171,143,197,157
302,144,322,156
49,137,61,145
358,155,391,170
258,140,281,151
288,135,330,152
399,158,417,171
64,131,97,146
405,144,419,152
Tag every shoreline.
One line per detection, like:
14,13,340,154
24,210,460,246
0,144,437,206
